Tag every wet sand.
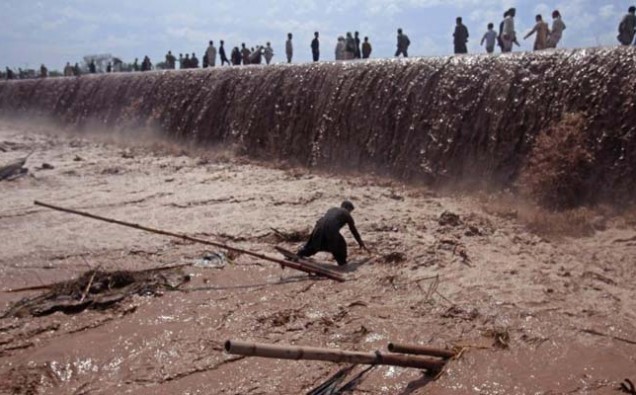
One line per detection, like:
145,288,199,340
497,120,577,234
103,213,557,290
0,122,635,394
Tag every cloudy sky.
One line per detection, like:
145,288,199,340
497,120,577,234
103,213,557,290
0,0,627,70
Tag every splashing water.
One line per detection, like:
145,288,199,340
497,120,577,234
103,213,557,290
0,48,634,202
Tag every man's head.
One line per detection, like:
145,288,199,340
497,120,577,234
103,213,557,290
209,40,213,45
341,201,355,212
552,10,560,18
456,17,462,24
168,50,172,54
488,22,494,29
397,28,403,34
535,14,542,22
355,31,359,36
364,36,369,42
630,6,636,14
242,43,246,48
315,32,319,37
509,8,516,17
220,40,224,45
288,33,293,39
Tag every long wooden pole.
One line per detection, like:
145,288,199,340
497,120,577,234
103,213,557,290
34,201,345,282
387,343,456,359
225,340,445,371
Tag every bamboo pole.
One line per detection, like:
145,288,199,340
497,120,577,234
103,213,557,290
387,343,456,359
34,201,345,282
225,340,445,371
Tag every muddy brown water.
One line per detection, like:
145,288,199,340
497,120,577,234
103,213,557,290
0,123,635,394
1,48,635,204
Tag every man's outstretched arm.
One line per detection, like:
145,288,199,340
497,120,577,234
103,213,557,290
346,217,365,249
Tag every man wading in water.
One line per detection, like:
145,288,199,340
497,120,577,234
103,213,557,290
298,201,367,266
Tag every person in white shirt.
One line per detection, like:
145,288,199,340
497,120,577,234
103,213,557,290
501,8,517,53
285,33,293,63
481,23,497,54
547,10,566,48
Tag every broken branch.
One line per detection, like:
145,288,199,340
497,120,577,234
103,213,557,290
34,201,345,282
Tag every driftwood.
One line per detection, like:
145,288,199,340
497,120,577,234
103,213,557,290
270,227,309,242
34,201,345,282
225,340,446,371
387,343,456,359
2,266,190,318
0,157,28,181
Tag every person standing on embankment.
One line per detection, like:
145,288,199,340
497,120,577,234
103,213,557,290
362,37,372,58
481,23,497,54
395,28,410,57
524,14,550,50
453,17,469,54
286,33,293,63
547,10,566,48
617,6,636,45
311,32,320,62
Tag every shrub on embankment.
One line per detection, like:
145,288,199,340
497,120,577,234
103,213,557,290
0,47,635,209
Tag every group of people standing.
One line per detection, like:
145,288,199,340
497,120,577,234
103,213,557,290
455,8,567,55
332,31,374,61
5,6,636,80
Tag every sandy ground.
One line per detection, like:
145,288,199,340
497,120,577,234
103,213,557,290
0,121,635,395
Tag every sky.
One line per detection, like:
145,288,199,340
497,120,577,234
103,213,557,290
0,0,628,70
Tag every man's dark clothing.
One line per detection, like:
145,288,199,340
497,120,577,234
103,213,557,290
454,24,469,54
298,207,364,266
311,38,320,62
354,35,361,58
362,42,372,58
220,46,230,66
395,33,410,57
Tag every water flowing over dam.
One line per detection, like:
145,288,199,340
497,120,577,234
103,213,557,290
1,47,635,203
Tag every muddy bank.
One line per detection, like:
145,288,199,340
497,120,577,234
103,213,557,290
1,48,636,202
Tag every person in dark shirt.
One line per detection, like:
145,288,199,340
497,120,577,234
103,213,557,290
231,47,242,65
191,52,199,68
362,36,372,58
88,60,96,73
220,40,231,66
354,31,361,58
298,201,367,266
453,17,469,54
311,31,320,62
241,43,251,65
395,28,410,57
